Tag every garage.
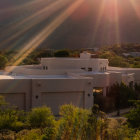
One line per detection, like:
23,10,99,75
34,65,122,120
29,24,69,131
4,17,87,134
0,93,26,110
41,92,85,115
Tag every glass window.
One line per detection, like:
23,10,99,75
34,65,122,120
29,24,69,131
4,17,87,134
93,87,103,95
88,67,92,71
81,67,86,70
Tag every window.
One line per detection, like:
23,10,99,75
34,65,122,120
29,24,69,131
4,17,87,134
93,87,103,95
88,67,92,71
81,67,86,70
43,66,48,70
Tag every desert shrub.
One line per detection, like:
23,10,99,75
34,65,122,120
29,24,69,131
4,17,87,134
41,127,56,140
0,96,26,131
56,104,90,140
0,109,25,131
108,82,136,115
126,101,140,128
0,96,7,108
0,130,15,140
107,125,134,140
16,129,42,140
133,130,140,140
94,94,115,112
0,55,8,69
56,104,107,140
54,50,70,57
86,104,107,140
27,106,55,128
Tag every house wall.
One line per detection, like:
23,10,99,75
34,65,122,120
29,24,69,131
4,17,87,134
0,78,93,115
41,58,109,72
108,67,140,84
31,78,93,115
0,79,31,111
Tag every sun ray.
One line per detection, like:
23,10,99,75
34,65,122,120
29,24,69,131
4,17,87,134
114,0,120,44
0,0,48,13
0,0,72,48
7,0,84,72
129,0,140,19
89,0,106,47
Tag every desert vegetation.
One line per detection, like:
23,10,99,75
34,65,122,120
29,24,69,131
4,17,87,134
0,95,140,140
0,43,140,69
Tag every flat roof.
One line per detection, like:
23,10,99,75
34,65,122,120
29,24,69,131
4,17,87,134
108,67,140,71
41,57,108,61
79,71,110,75
0,74,90,80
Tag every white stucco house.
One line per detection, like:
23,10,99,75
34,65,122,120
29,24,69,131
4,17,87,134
0,52,139,115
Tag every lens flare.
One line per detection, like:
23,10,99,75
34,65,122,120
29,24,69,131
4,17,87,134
129,0,140,19
90,0,106,46
114,0,120,44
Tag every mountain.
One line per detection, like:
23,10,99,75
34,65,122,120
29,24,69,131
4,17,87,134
0,0,140,50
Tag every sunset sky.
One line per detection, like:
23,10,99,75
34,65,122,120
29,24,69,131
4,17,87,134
0,0,140,51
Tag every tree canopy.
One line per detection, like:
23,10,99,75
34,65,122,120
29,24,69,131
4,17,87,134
0,55,8,69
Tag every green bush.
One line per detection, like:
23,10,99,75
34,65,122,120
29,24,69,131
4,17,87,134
0,55,8,69
0,130,15,140
57,104,90,140
41,127,56,140
133,130,140,140
0,109,18,130
86,105,107,140
16,129,42,140
27,107,55,128
126,101,140,128
54,50,70,57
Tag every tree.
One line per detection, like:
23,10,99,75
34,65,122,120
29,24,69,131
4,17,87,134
0,55,8,69
126,100,140,128
54,50,70,57
27,107,55,128
108,82,136,116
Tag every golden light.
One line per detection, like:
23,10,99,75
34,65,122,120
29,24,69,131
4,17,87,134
7,0,84,72
4,0,140,73
129,0,140,19
90,0,106,46
114,0,120,44
0,0,73,49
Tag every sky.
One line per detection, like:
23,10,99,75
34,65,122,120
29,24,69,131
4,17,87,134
0,0,140,50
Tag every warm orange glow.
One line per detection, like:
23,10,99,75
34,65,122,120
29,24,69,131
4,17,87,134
4,0,140,72
129,0,140,19
114,0,120,43
90,0,106,45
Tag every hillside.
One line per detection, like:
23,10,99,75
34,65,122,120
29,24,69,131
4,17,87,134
98,44,140,68
0,0,140,50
